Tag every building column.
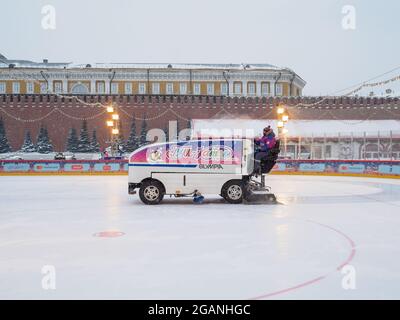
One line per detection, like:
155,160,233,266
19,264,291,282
228,81,234,97
62,79,68,94
105,80,111,94
270,81,275,97
256,81,261,97
47,80,53,93
90,79,96,94
242,81,247,96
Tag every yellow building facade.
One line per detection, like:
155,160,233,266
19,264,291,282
0,55,306,97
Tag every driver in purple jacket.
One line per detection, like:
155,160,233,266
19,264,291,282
254,126,277,174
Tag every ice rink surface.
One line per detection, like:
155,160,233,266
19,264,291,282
1,175,400,299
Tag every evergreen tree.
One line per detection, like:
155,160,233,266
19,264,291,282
36,125,53,153
186,118,192,140
116,120,126,153
0,117,12,153
77,120,91,152
125,117,139,152
163,124,169,143
66,128,79,152
139,115,148,146
20,130,36,152
176,118,180,141
90,129,100,152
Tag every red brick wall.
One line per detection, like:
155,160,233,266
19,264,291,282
1,94,400,151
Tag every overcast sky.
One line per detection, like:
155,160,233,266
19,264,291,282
1,0,399,95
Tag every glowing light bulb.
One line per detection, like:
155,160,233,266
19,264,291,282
112,114,119,120
112,128,119,135
107,106,114,113
106,121,114,127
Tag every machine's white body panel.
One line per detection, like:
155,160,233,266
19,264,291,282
128,139,253,195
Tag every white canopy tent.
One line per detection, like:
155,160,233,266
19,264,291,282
192,119,400,138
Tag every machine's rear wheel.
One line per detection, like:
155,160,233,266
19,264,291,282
139,180,165,205
221,180,244,204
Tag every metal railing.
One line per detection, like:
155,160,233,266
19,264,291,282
280,130,400,160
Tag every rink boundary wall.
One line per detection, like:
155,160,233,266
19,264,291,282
1,159,400,178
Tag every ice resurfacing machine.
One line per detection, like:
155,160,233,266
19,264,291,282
128,138,280,204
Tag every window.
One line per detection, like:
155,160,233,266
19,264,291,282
111,83,119,94
220,83,228,95
71,83,89,94
54,82,62,94
179,83,187,94
166,83,174,95
26,82,34,94
152,83,160,94
193,83,201,95
40,82,48,94
125,83,132,94
139,83,146,94
261,83,269,96
276,83,283,96
207,83,214,95
97,82,105,94
234,83,242,95
12,82,20,94
248,82,256,95
0,82,6,94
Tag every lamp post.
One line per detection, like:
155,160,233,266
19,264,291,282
276,104,289,158
106,103,120,158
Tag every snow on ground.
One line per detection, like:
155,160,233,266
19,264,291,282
0,152,105,161
1,175,400,299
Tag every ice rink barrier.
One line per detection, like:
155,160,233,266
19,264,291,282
0,159,400,178
0,160,129,175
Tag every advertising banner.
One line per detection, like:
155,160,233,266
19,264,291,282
338,163,365,174
129,140,243,165
272,162,286,172
64,163,91,172
2,163,30,172
299,163,326,172
33,163,61,172
93,163,121,172
378,165,400,175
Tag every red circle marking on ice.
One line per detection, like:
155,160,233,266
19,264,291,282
249,220,356,300
93,231,125,238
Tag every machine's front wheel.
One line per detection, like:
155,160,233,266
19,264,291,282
221,180,244,204
139,180,165,205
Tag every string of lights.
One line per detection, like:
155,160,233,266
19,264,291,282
118,107,170,121
326,109,380,125
56,107,108,120
0,105,108,122
0,106,57,123
1,56,400,127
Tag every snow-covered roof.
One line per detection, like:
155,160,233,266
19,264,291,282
0,57,69,69
74,62,283,71
0,55,289,72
